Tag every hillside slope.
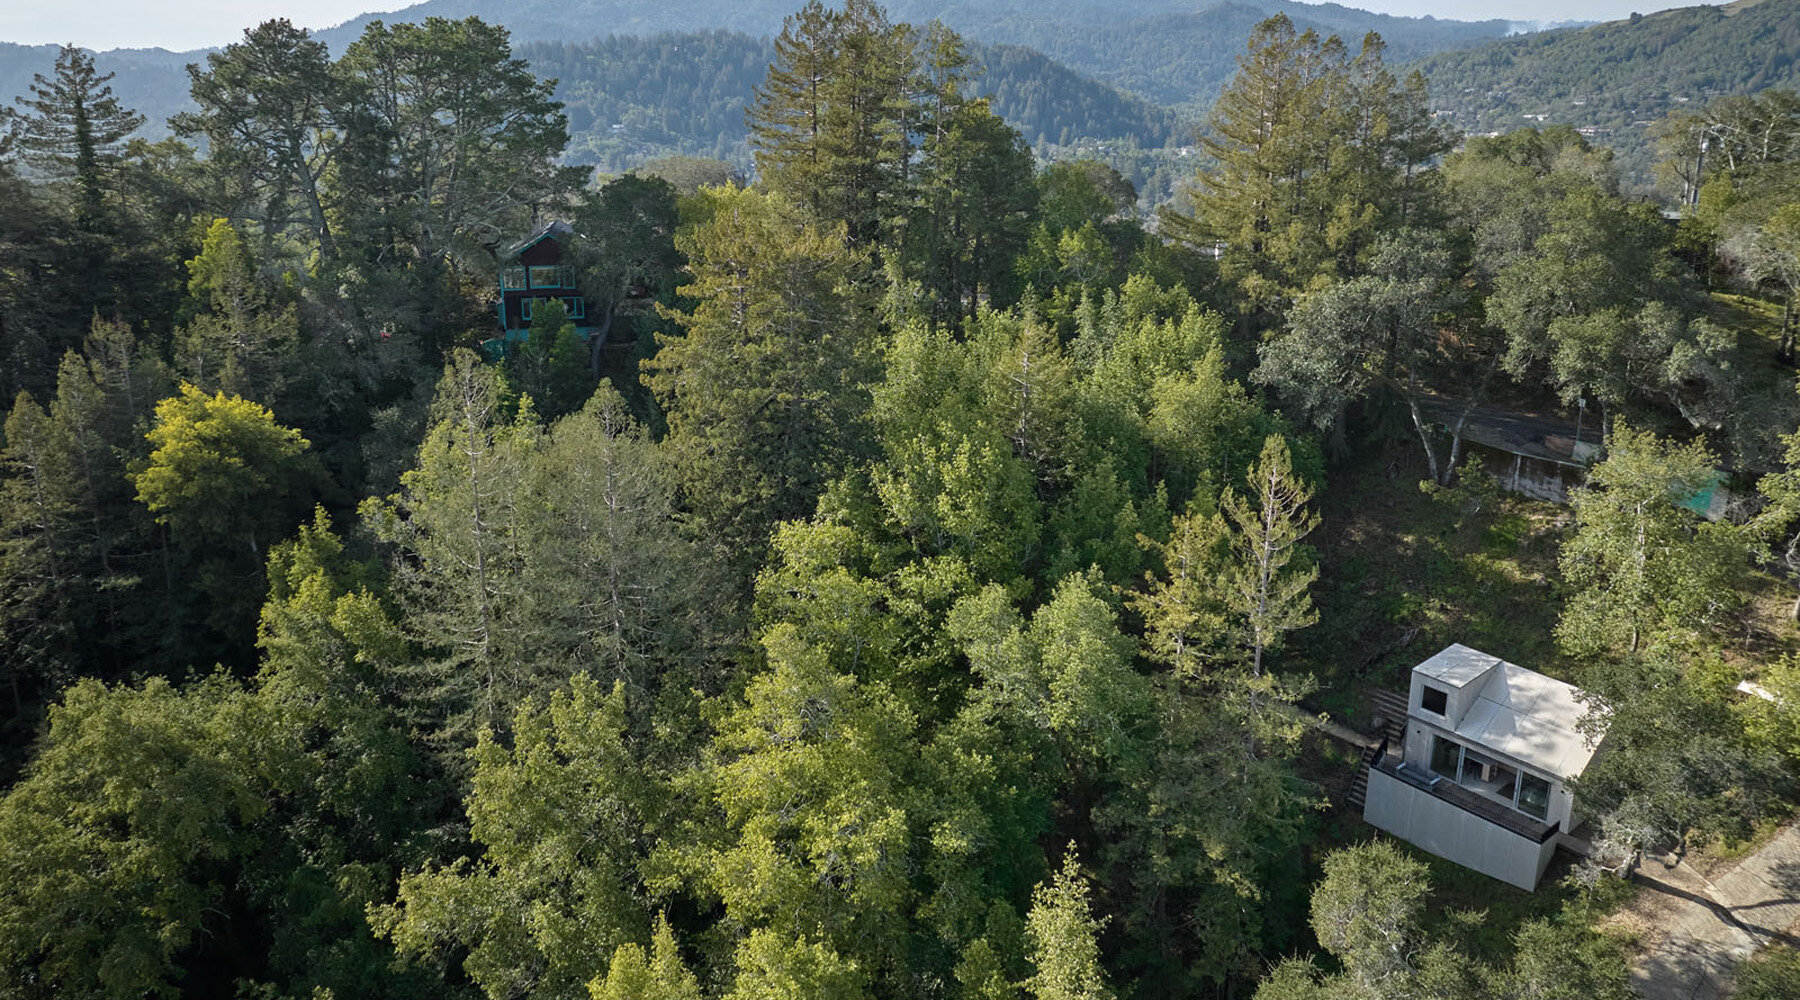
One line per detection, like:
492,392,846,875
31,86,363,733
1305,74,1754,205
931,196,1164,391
0,30,1176,176
0,43,195,140
1414,0,1800,188
312,0,1511,108
525,31,1177,173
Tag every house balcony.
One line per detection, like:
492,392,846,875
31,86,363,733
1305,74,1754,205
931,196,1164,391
1376,755,1559,844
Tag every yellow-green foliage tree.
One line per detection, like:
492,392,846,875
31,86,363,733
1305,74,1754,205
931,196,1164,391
133,383,315,560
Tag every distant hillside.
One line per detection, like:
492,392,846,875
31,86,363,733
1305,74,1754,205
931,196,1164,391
1414,0,1800,191
1002,0,1511,108
0,29,1176,180
313,0,1511,108
525,31,1177,174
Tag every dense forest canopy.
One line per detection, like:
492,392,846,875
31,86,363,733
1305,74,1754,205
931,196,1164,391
3,3,1800,1000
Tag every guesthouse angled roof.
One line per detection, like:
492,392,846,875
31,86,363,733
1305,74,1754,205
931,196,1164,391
1415,643,1604,779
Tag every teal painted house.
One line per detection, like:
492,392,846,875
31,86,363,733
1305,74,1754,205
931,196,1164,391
485,220,594,358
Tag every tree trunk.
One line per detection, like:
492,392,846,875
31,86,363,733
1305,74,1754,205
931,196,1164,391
1406,395,1441,485
587,304,617,375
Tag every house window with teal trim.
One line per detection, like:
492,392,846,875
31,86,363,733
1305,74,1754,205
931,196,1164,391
521,297,533,320
529,265,564,289
562,296,586,319
501,267,526,290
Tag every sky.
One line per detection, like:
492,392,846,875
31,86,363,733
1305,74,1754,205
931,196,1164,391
0,1,404,51
2,0,1664,52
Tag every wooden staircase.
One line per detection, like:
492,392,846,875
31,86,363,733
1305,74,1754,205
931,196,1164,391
1369,689,1409,747
1345,689,1410,813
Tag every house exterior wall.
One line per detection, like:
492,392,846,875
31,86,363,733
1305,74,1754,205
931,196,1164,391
1364,767,1559,890
497,230,590,336
1473,444,1583,503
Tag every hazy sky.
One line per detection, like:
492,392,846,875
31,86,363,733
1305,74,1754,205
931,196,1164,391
3,0,1659,52
1,2,401,50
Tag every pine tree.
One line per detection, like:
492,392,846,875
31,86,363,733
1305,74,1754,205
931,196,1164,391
1131,503,1232,680
1169,17,1450,331
174,19,342,259
11,45,144,227
748,0,914,248
361,350,546,750
1222,433,1319,679
645,187,876,560
589,915,702,1000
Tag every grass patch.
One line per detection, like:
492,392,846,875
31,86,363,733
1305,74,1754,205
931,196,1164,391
1686,806,1798,879
1729,944,1800,999
1704,290,1800,471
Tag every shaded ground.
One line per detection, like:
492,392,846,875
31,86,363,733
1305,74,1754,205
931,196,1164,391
1623,822,1800,1000
1290,443,1573,723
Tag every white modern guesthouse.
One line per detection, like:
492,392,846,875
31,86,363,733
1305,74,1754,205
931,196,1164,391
1362,644,1605,890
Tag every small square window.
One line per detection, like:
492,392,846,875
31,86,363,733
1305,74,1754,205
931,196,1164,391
1421,685,1447,715
501,267,526,290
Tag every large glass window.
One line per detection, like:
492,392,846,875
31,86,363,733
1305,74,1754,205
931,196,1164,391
1420,685,1447,715
1430,735,1461,779
1458,748,1519,803
529,265,565,289
1518,773,1552,819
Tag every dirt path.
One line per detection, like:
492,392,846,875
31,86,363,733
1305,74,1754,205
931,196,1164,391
1628,824,1800,1000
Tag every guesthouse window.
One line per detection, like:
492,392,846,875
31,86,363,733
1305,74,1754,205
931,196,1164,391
562,296,586,319
1518,773,1551,819
529,265,565,289
502,267,526,290
1420,685,1447,715
1429,735,1461,779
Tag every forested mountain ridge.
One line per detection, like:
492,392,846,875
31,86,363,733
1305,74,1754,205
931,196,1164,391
310,0,1512,110
0,31,1177,178
1414,0,1800,190
310,0,1511,50
524,32,1178,175
0,43,194,138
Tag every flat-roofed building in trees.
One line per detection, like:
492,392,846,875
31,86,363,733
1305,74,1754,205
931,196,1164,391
1362,643,1606,890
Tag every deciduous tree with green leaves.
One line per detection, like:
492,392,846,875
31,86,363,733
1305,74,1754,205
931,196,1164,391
1023,849,1114,1000
1555,423,1749,661
132,382,315,561
373,674,654,1000
1309,840,1429,994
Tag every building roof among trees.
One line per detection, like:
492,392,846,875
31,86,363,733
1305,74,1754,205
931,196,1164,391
1416,643,1603,778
